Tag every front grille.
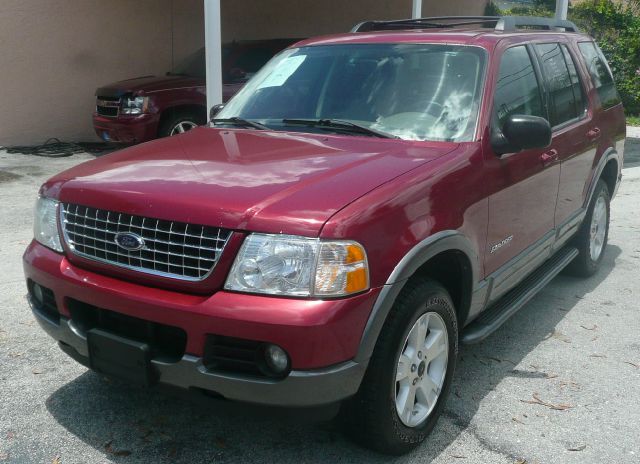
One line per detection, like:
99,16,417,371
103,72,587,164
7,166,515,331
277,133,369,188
61,203,232,281
96,97,120,117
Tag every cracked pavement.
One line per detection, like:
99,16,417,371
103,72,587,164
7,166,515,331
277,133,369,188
1,136,639,463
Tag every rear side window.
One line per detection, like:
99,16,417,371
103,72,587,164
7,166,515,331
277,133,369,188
536,43,583,127
561,45,587,119
578,41,621,109
494,46,544,128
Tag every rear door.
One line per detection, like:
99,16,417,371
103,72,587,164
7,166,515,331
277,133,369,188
532,42,595,238
483,44,560,299
576,41,625,192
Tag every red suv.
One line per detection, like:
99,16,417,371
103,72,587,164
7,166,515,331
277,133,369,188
25,17,625,454
92,39,299,143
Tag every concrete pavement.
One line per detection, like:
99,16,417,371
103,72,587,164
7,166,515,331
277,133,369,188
0,139,638,463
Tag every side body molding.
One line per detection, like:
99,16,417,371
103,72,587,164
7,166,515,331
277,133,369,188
354,231,483,363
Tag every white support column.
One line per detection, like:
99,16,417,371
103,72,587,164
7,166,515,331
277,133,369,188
412,0,422,19
555,0,569,20
204,0,223,117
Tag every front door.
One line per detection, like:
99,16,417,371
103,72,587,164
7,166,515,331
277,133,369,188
483,44,560,300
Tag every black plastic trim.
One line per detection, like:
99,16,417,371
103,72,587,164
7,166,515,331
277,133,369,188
354,231,479,362
32,309,364,407
487,230,556,304
585,148,620,206
461,246,578,344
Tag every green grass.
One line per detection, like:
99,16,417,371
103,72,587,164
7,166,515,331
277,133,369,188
628,115,640,127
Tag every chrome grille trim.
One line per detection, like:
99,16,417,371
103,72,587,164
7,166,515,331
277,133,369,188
60,203,232,281
96,97,120,118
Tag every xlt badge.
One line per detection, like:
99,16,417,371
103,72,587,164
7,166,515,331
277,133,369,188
490,235,513,254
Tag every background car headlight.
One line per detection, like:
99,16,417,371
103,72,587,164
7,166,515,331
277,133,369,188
34,197,63,252
225,234,369,297
121,96,149,114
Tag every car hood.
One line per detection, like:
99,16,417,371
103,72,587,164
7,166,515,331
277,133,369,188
95,75,204,97
44,128,457,236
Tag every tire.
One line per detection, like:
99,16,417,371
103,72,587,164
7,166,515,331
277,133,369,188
158,110,205,138
565,179,610,277
341,279,458,455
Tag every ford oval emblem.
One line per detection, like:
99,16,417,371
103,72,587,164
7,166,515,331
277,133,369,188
114,232,145,251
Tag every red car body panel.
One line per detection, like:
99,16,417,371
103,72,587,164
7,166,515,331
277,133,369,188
321,142,488,286
45,129,456,247
23,242,380,369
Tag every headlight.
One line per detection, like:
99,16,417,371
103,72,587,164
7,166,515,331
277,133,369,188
34,197,63,252
225,234,369,297
121,96,149,114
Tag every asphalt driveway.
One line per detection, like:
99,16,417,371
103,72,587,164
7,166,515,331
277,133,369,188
1,138,639,464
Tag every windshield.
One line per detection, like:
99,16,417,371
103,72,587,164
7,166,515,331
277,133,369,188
218,44,487,142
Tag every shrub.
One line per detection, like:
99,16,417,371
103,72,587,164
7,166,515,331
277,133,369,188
570,0,640,114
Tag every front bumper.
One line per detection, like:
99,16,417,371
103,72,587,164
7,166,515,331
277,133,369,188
32,304,365,407
93,113,159,143
24,242,377,407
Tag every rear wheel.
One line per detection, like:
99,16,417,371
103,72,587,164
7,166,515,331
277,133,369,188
341,280,458,455
566,179,610,277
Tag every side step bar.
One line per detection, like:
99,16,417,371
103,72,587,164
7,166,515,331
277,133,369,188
461,247,579,344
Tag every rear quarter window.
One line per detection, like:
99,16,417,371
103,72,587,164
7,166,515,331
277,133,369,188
578,41,621,109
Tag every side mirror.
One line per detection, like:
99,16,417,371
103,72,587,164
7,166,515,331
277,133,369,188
491,114,551,156
209,103,225,121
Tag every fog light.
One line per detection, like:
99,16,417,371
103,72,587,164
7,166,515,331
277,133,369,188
32,283,44,306
264,344,290,375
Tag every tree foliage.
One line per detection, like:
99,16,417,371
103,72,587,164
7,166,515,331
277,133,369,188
571,1,640,114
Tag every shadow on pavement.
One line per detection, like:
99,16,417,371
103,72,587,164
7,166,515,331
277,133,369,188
45,245,622,463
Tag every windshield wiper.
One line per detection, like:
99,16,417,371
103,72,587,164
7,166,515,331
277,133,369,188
282,118,398,139
211,117,269,130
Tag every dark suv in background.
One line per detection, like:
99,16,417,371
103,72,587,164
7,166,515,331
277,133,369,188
93,39,299,144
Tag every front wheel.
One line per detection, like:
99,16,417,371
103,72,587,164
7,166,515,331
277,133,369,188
565,179,610,277
341,280,458,455
158,110,205,138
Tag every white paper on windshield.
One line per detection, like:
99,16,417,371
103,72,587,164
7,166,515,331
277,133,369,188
257,55,306,89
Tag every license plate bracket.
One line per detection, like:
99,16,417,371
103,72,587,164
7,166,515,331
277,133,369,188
87,329,157,387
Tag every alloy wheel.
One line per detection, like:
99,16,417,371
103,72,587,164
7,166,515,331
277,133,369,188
395,311,449,428
170,121,198,136
589,194,607,262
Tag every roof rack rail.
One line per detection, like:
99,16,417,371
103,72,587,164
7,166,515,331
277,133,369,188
351,16,580,33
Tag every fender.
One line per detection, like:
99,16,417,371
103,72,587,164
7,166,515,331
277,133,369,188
354,231,482,363
585,147,620,207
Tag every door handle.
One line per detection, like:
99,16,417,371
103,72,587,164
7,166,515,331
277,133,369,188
540,149,558,167
587,127,601,140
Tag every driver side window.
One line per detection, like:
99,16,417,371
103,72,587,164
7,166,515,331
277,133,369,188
494,46,545,128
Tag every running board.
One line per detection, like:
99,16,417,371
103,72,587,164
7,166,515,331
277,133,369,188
461,247,579,344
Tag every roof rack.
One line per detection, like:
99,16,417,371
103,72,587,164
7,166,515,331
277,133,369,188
351,16,580,33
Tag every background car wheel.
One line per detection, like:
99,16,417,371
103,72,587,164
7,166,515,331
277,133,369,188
341,279,458,455
158,110,205,138
565,179,610,277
